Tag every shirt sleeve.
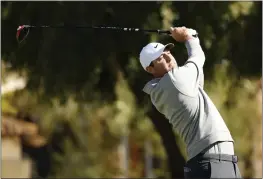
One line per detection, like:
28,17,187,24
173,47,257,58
185,36,205,89
199,67,204,89
170,36,205,96
185,36,205,69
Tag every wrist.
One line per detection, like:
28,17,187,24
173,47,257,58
185,36,200,47
183,29,198,42
185,34,193,41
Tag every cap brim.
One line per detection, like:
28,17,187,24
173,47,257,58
164,43,174,51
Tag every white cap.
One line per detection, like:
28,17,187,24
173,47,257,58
139,42,174,70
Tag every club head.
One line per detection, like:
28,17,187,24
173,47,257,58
16,25,30,43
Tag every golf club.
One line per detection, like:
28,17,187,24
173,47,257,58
16,24,172,43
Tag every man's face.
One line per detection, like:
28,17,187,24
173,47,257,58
146,49,177,78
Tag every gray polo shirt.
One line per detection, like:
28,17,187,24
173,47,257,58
143,37,234,160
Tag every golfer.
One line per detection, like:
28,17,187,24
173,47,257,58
139,26,241,178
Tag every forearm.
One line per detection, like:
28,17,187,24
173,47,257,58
185,35,205,68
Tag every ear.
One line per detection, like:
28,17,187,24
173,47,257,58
145,66,154,74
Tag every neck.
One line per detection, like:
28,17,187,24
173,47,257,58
153,73,165,78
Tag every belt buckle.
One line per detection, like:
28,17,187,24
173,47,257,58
232,155,238,163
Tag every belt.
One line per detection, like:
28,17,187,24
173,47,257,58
186,142,238,164
201,153,238,163
186,153,238,165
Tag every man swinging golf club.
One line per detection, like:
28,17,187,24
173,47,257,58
139,26,242,178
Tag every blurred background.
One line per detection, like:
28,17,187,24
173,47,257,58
1,1,262,178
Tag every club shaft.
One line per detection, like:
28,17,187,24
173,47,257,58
21,25,171,34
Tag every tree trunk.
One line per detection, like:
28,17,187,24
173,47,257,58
148,107,185,179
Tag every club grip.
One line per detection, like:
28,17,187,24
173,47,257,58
158,30,171,35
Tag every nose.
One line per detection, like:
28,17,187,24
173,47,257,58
163,52,171,62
